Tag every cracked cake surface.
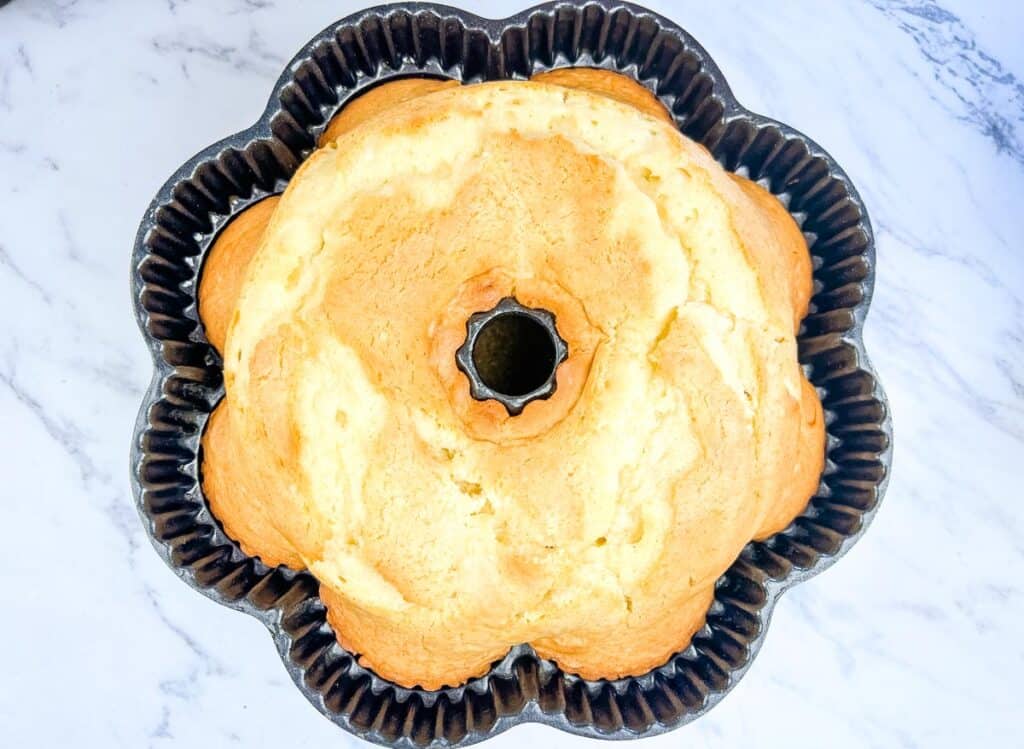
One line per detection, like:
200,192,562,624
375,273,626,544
199,72,825,690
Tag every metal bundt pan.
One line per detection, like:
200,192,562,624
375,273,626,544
130,2,892,745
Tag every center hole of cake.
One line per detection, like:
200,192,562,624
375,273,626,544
471,313,557,397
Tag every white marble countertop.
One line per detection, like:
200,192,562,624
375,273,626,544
1,0,1021,746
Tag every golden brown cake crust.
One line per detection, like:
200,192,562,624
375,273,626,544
202,79,460,568
531,68,673,124
199,74,824,689
198,195,280,354
318,77,460,147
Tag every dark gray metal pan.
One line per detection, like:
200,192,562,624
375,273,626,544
130,2,892,745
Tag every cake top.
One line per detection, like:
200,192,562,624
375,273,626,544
203,78,823,688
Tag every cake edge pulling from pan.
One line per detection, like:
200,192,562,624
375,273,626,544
130,2,891,745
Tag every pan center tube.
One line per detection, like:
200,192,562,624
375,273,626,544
455,297,568,416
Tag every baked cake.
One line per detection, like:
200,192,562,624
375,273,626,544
198,70,825,689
